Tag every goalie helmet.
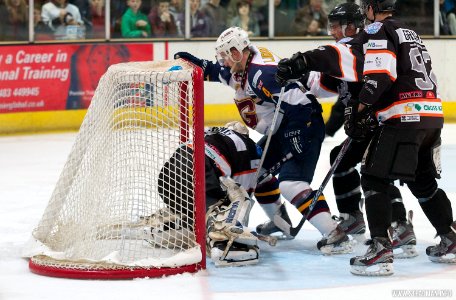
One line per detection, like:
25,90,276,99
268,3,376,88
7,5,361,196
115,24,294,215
328,3,365,29
361,0,396,13
215,27,251,65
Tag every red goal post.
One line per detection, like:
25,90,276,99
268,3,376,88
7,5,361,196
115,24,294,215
23,59,206,279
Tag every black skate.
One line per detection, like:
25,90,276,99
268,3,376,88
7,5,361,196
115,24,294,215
392,210,418,259
256,203,294,240
426,221,456,264
350,237,394,276
317,225,352,254
333,210,366,236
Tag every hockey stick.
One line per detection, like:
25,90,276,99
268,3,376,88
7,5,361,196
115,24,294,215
274,137,353,237
251,86,286,191
257,152,293,185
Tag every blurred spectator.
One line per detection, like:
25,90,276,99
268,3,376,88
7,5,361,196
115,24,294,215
169,0,184,36
42,0,85,39
69,0,92,31
110,0,127,37
189,0,210,37
200,0,227,37
440,0,456,35
292,0,328,36
88,0,105,38
258,0,292,36
121,0,151,38
230,0,260,37
148,0,178,37
3,0,28,41
34,6,53,40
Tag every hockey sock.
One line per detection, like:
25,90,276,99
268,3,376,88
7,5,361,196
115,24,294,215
365,191,392,238
291,190,330,219
333,167,362,213
419,189,454,235
255,177,281,219
388,185,406,223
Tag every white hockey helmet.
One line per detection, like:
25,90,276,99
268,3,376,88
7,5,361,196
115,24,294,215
215,27,251,65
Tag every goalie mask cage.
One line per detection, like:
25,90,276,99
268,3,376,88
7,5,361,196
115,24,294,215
23,59,206,279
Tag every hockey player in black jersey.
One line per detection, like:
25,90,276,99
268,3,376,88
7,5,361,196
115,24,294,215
276,0,455,276
173,27,352,255
157,121,280,267
306,2,417,258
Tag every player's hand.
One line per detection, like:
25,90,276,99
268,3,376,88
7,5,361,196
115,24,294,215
275,52,308,86
174,52,209,73
343,100,378,141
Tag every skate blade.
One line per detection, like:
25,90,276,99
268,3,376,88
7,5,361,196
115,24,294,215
428,253,456,264
394,245,419,259
320,240,353,255
350,233,366,243
350,262,394,276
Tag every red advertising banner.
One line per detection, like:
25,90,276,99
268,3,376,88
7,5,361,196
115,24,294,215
0,43,153,113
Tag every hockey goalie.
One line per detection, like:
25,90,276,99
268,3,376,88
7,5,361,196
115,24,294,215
155,121,279,266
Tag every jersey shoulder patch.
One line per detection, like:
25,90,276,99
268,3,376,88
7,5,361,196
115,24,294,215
365,22,383,34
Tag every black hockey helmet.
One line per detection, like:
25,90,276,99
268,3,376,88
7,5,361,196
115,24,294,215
328,2,365,29
361,0,396,13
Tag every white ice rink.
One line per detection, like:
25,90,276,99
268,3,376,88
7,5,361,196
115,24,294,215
1,126,455,300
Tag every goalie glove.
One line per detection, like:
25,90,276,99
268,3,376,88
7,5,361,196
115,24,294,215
343,100,378,141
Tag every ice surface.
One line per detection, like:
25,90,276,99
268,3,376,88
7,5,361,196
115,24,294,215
1,127,455,300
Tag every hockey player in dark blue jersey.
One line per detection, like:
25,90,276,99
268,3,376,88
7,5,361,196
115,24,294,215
174,26,352,254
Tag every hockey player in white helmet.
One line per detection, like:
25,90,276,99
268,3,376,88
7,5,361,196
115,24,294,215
174,27,352,255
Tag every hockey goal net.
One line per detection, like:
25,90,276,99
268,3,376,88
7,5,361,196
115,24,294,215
23,59,206,279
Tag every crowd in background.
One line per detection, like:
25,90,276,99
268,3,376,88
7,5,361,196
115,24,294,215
0,0,453,42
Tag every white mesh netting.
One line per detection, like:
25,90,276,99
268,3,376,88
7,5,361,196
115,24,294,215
23,60,205,277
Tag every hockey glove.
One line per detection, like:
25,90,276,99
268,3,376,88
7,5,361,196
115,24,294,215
343,100,378,141
174,52,210,75
275,52,308,86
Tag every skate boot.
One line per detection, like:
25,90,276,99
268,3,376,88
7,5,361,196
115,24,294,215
426,221,456,264
333,210,366,236
256,203,294,240
392,210,418,259
317,225,352,254
350,236,394,276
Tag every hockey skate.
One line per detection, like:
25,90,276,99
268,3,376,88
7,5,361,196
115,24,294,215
256,203,294,240
317,225,352,254
426,221,456,264
333,210,366,237
350,237,394,276
392,210,418,259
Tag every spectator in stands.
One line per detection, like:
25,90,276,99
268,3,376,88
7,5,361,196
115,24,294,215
42,0,84,39
121,0,151,38
88,0,105,38
440,0,456,35
189,0,210,37
69,0,92,32
169,0,184,36
110,0,127,37
148,0,178,37
34,6,53,40
258,0,292,36
230,0,260,37
3,0,28,41
201,0,227,37
292,0,328,36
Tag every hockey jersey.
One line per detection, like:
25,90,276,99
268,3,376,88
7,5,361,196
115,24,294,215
204,127,260,194
303,17,443,129
205,45,321,135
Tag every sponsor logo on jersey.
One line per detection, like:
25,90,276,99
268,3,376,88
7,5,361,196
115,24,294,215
399,91,423,99
424,104,442,111
426,91,436,98
252,70,262,87
365,22,383,34
401,115,420,122
366,40,388,49
375,57,382,67
404,103,422,113
397,28,423,44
